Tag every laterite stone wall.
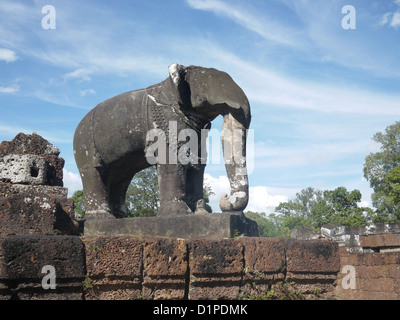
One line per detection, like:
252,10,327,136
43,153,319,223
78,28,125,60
0,235,340,300
2,233,400,300
4,232,400,300
336,233,400,300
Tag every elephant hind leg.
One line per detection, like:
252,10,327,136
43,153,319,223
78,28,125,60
79,165,114,220
107,174,132,219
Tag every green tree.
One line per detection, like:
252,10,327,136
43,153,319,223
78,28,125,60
244,211,284,237
274,187,323,220
320,187,369,227
126,166,160,217
126,166,214,216
203,183,214,213
72,190,85,218
384,166,400,205
274,186,371,233
363,121,400,223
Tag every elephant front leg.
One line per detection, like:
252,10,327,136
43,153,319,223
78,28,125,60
157,163,193,216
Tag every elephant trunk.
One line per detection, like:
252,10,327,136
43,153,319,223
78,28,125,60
219,111,250,212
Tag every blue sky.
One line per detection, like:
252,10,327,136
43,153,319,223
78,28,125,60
1,0,400,213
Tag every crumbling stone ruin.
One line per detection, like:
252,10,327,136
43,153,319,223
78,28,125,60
0,133,79,235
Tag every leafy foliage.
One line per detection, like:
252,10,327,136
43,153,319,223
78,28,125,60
246,186,373,237
385,167,400,205
363,121,400,223
72,190,85,218
244,211,285,237
125,166,160,217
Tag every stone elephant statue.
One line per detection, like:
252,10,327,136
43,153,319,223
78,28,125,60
73,64,251,219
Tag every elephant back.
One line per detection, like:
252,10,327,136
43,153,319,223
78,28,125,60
76,89,150,166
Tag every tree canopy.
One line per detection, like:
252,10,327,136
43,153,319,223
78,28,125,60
245,186,373,237
363,121,400,223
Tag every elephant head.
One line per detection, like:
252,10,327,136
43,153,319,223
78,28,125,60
168,64,251,212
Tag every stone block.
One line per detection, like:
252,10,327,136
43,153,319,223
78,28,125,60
285,239,340,274
238,237,285,296
0,154,48,185
0,235,85,300
84,212,258,239
360,233,400,249
188,239,243,300
0,182,68,198
0,191,78,236
41,154,64,186
82,236,143,300
284,239,339,298
0,133,64,186
143,237,188,299
0,132,60,156
291,228,321,240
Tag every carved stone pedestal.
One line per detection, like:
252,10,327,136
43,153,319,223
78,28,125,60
84,212,259,239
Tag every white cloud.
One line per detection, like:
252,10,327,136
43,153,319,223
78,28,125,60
64,68,93,82
79,89,96,96
252,139,377,169
391,11,400,28
379,1,400,29
0,84,19,94
246,186,290,213
380,11,400,29
380,12,392,26
204,173,296,213
186,0,303,47
63,169,82,197
0,48,17,62
34,89,89,109
203,44,400,116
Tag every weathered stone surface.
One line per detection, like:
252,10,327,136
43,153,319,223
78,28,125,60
0,154,48,185
239,237,286,296
284,239,339,298
291,228,321,240
82,236,143,300
360,233,400,249
0,232,350,300
41,154,64,186
0,235,85,300
188,239,244,300
285,239,340,274
0,190,78,236
0,133,64,186
143,237,188,299
74,65,252,220
322,222,400,250
0,182,68,198
84,212,258,239
0,132,60,156
337,248,400,300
